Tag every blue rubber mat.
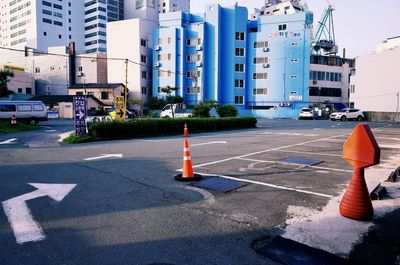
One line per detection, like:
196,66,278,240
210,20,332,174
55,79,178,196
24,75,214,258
191,177,247,192
279,157,324,166
255,236,349,265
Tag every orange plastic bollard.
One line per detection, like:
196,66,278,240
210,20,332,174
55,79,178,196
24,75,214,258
174,139,201,181
339,123,381,221
183,123,189,137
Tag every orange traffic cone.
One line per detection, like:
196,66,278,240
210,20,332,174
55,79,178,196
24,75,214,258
339,124,380,221
183,123,189,137
175,139,202,181
10,114,17,127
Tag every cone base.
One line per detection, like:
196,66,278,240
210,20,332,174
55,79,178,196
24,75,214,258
174,173,202,182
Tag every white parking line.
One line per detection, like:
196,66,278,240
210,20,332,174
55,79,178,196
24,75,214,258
195,172,333,199
236,157,353,173
275,150,342,157
192,132,350,169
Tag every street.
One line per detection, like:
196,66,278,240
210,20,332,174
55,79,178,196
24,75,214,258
0,119,399,265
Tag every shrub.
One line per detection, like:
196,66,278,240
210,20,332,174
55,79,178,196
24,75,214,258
88,117,257,141
217,104,238,117
192,103,211,118
166,95,184,104
146,96,166,110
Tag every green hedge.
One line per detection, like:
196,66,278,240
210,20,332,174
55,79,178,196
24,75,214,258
89,117,257,140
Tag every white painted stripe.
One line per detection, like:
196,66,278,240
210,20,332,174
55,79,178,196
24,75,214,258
191,141,227,147
0,138,17,145
184,156,191,160
185,186,216,205
196,172,333,198
184,148,189,152
275,150,342,157
236,157,353,173
192,132,350,169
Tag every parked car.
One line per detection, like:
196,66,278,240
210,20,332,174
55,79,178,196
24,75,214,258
299,108,314,120
160,103,192,118
0,101,48,125
330,108,364,121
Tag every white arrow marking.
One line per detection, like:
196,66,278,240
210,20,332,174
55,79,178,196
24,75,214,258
2,183,76,244
45,130,56,132
76,111,85,119
0,138,17,145
191,141,227,147
84,154,123,161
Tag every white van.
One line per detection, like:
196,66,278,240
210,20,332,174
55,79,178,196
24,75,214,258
0,101,48,125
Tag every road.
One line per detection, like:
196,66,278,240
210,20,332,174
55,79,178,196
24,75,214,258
0,119,399,265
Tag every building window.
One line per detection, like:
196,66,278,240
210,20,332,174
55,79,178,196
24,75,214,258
141,86,147,95
78,66,83,71
186,38,201,46
291,59,299,63
187,54,202,62
234,96,244,105
18,88,22,93
43,32,47,36
158,53,171,61
278,24,287,31
186,86,200,94
54,21,63,26
141,55,147,63
291,42,299,46
58,34,62,39
141,39,147,47
290,75,299,79
42,9,52,15
253,57,268,64
141,71,147,79
43,18,52,24
35,67,40,73
235,64,244,72
158,70,172,78
101,92,109,100
253,73,268,79
235,32,245,41
235,79,245,88
26,87,32,94
253,88,268,95
235,48,245,57
254,41,269,48
42,1,52,7
186,71,201,78
158,37,171,45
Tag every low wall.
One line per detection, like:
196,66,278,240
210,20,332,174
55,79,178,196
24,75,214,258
364,111,400,122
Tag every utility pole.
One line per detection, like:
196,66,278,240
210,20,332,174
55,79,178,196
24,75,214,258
396,91,399,123
192,71,198,106
124,59,128,117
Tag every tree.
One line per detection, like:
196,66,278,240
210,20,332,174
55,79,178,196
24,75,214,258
129,97,145,116
160,85,179,96
0,70,14,98
146,96,166,110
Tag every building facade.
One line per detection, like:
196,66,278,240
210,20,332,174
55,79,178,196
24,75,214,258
84,0,124,53
1,65,35,96
350,37,400,113
158,0,190,14
0,0,85,52
152,3,313,118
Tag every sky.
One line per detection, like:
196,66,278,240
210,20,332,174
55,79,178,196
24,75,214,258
191,0,400,58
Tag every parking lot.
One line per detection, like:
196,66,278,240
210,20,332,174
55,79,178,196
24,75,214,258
0,119,399,264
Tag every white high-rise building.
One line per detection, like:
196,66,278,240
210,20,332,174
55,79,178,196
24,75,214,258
158,0,190,14
0,0,85,52
84,0,124,53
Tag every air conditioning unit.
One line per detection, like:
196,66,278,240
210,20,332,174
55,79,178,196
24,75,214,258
262,63,270,68
196,45,202,51
154,45,161,51
154,62,161,67
76,71,84,77
196,61,202,67
263,47,269,52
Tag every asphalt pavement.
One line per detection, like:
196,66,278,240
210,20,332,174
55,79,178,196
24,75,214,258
0,119,399,265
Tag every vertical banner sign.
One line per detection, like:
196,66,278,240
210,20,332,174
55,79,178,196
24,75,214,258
115,96,125,122
73,96,87,136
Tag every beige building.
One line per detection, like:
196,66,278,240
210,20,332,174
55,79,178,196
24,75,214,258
1,65,35,95
350,37,400,114
68,83,125,108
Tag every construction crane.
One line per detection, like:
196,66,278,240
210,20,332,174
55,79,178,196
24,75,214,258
312,4,338,55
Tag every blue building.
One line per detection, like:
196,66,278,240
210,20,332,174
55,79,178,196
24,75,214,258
152,3,313,118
